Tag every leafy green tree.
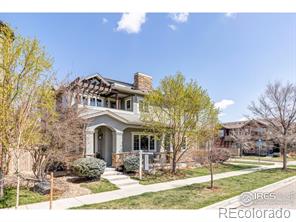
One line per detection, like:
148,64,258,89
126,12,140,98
0,23,55,207
141,73,219,174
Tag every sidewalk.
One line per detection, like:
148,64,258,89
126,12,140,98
15,165,278,210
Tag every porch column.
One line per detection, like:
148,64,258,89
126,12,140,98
85,129,95,157
112,130,123,153
116,94,119,109
94,129,98,154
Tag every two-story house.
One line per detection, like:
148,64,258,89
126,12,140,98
219,119,280,156
60,72,166,167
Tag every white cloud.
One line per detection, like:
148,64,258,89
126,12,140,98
116,13,146,34
215,99,235,110
168,24,177,31
239,117,248,121
102,18,108,24
225,13,237,19
169,13,189,23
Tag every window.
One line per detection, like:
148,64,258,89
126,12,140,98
110,101,116,108
132,134,156,151
90,98,96,106
133,135,140,150
82,96,88,105
141,135,149,150
96,98,102,107
150,136,155,150
125,99,131,110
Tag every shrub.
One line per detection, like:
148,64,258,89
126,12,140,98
72,157,106,179
46,161,67,172
124,155,139,172
210,148,231,163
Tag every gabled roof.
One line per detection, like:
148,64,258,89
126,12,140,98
222,119,268,129
80,109,142,125
69,73,147,96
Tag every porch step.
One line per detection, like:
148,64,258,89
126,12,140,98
105,167,116,172
103,171,123,176
103,174,130,181
102,169,140,188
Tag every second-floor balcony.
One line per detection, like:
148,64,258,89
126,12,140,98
67,74,147,114
79,95,134,112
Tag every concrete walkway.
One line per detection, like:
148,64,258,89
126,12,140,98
16,165,279,210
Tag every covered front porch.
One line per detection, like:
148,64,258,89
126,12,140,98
85,125,124,166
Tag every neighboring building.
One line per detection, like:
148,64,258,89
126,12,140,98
58,72,178,168
219,119,280,156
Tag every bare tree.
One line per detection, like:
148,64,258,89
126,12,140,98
195,142,230,189
249,81,296,169
30,85,87,180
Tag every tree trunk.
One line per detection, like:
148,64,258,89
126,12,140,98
0,153,4,198
15,156,20,209
282,139,287,170
210,161,214,189
171,153,177,174
0,173,3,198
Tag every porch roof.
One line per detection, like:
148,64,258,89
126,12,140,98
80,109,143,126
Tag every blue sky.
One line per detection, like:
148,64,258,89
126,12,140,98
1,13,296,122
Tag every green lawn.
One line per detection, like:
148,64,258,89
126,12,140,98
80,179,118,193
133,164,257,185
0,187,49,209
227,160,274,166
75,168,296,209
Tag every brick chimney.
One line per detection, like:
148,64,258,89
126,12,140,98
133,72,152,91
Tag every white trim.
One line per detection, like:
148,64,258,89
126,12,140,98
131,132,157,151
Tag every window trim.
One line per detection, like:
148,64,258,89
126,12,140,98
107,98,117,108
96,98,103,107
90,97,96,106
131,132,157,151
125,98,132,111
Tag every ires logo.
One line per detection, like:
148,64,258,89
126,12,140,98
239,192,276,206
